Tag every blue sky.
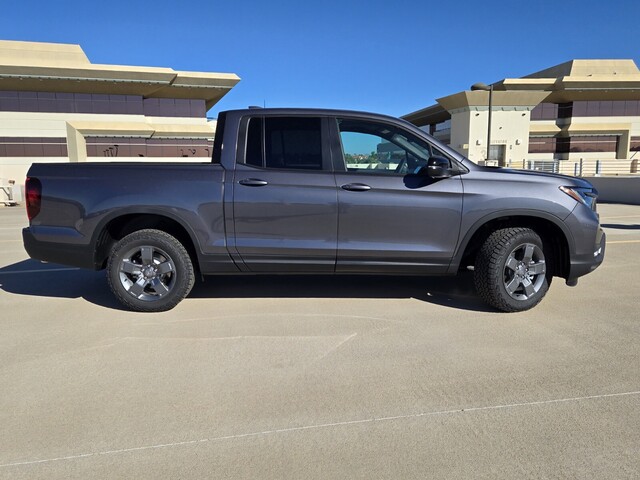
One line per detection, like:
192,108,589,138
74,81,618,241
3,0,639,118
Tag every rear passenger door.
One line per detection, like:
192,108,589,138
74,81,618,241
231,116,338,272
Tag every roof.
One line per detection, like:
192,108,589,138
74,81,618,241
403,59,640,126
0,40,240,109
221,107,414,124
221,107,429,136
497,59,640,101
523,59,640,78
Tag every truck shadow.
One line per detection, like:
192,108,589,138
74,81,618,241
0,259,493,313
191,274,493,312
0,260,126,310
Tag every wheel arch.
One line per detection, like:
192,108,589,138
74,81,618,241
450,210,574,279
92,210,201,272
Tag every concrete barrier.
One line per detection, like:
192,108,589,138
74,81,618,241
582,176,640,205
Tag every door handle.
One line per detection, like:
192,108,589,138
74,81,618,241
239,178,268,187
341,183,371,192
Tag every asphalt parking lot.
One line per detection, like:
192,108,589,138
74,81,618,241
0,203,639,479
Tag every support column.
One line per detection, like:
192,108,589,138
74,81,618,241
65,123,86,162
617,130,630,160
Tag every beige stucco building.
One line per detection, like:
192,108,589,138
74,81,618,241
403,60,640,176
0,40,239,190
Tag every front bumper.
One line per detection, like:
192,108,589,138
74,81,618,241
567,227,606,281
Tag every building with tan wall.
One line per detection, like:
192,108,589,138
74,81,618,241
0,40,239,193
403,60,640,176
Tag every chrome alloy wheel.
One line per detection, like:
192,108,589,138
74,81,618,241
503,242,546,301
118,245,176,301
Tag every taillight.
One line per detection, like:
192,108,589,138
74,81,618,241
25,177,42,221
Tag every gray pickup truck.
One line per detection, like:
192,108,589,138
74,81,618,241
23,108,605,312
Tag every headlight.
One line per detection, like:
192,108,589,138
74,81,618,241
559,186,598,210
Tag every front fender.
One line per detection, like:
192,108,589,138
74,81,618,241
447,209,575,274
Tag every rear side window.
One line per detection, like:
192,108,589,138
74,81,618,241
244,117,323,170
211,112,226,163
245,117,263,167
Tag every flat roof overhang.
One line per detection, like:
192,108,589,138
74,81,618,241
403,91,550,127
0,64,240,108
66,120,215,138
402,104,450,126
497,77,640,102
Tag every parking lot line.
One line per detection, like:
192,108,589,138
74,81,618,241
2,390,638,470
606,240,640,244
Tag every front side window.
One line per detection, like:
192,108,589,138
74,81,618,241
337,118,446,175
244,116,323,170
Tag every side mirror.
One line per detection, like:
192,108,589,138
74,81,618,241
427,156,452,179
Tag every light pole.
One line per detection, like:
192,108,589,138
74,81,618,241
471,82,493,162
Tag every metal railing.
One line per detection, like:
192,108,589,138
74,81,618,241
506,158,640,177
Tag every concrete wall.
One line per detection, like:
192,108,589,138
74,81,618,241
0,111,214,183
450,107,533,166
584,176,640,205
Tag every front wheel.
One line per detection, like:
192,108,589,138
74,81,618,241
474,228,551,312
107,229,195,312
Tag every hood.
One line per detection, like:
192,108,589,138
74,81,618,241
475,165,595,189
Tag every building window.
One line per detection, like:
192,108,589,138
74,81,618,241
0,90,207,118
85,137,213,158
568,136,618,153
530,136,620,155
630,137,640,152
556,137,571,154
571,101,639,117
0,137,68,157
557,103,573,119
528,137,557,154
142,98,205,118
530,103,558,120
531,101,640,120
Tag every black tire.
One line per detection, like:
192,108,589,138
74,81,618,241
107,229,195,312
474,228,551,312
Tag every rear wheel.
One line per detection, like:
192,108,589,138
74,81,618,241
107,229,194,312
474,228,551,312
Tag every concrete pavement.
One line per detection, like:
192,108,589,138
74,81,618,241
0,203,639,479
